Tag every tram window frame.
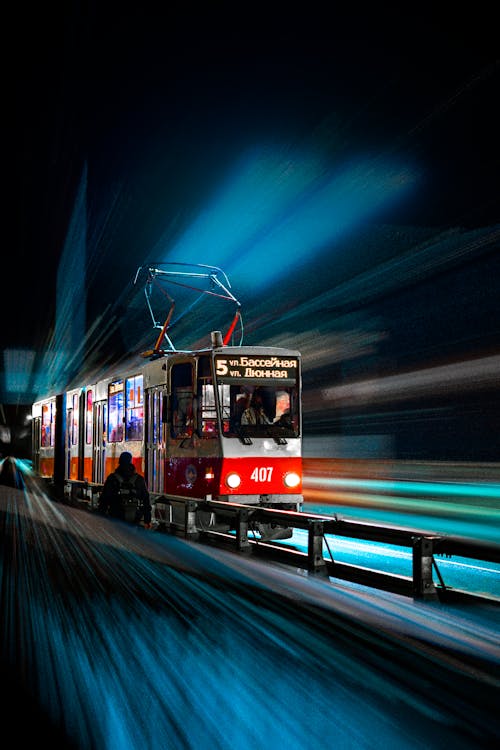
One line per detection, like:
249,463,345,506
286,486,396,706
71,393,79,445
222,383,300,437
108,379,124,443
161,393,169,423
150,391,158,444
86,390,93,445
196,356,219,437
125,374,144,441
41,402,53,448
170,362,194,439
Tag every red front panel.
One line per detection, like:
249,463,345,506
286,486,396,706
219,456,302,496
165,456,223,498
162,456,302,499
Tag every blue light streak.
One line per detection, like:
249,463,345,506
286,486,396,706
163,147,416,292
307,475,500,500
3,349,36,394
2,469,499,749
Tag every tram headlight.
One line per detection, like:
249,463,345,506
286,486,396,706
283,471,301,489
225,472,241,489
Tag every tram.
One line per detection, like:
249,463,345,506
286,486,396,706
31,264,303,539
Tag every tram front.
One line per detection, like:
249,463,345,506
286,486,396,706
211,344,303,537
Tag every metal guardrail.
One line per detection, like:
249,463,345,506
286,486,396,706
161,497,500,603
57,480,499,604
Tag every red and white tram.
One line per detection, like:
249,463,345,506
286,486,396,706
31,265,303,538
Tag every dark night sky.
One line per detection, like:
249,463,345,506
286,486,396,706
3,3,499,408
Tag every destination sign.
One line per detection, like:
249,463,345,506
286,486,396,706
215,355,298,381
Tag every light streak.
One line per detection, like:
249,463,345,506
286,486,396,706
2,349,36,394
321,353,500,405
1,470,499,748
306,475,500,499
162,147,415,290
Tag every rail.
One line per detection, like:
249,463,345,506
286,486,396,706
161,497,500,604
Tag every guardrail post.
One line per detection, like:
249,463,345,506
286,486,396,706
412,536,437,600
308,520,328,576
236,508,251,552
185,500,199,540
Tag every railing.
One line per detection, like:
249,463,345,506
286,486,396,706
162,497,500,604
59,479,499,604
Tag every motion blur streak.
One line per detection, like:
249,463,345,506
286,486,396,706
34,168,88,396
3,350,36,394
1,465,499,749
164,147,415,288
307,475,500,499
302,462,500,544
321,353,500,405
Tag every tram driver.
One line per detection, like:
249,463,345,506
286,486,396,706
240,389,270,426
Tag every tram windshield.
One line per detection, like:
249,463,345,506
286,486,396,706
214,353,300,438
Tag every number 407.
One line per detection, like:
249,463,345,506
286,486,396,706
250,467,273,482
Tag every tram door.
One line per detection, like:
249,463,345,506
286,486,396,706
65,396,76,480
145,385,167,494
32,416,41,474
92,400,107,484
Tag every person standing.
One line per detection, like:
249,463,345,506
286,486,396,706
98,451,151,527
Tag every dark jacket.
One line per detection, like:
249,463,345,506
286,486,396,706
98,464,151,524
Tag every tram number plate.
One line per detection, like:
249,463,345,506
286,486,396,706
251,467,273,482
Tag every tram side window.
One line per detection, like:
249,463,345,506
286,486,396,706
125,374,144,441
171,363,194,439
218,384,231,431
41,403,54,447
86,390,93,444
71,394,79,445
194,357,216,436
108,379,124,443
151,391,159,443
